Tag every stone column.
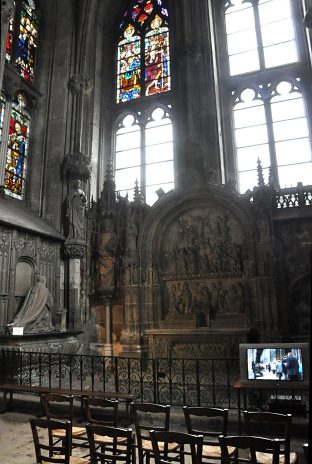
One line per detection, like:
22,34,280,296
64,243,86,330
0,0,14,91
103,300,113,356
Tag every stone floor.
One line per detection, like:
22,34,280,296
0,394,309,463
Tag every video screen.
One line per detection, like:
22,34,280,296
247,348,303,381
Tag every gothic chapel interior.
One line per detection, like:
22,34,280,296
0,0,311,359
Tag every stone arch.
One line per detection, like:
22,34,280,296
138,185,260,330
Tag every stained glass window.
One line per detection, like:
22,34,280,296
117,0,170,103
4,92,30,199
0,94,6,143
15,0,39,82
5,4,16,63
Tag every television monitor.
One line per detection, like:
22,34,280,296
239,343,310,389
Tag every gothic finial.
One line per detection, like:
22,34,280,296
133,179,145,205
257,158,265,187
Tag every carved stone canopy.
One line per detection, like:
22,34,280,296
64,152,91,181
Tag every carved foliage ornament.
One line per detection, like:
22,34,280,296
68,74,93,96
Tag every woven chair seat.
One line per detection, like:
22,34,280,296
203,444,236,458
255,450,297,464
53,426,86,438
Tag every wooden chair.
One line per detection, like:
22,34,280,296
219,435,281,464
302,443,309,463
243,410,297,464
131,402,177,464
86,423,134,464
43,393,87,451
83,397,127,447
29,417,89,464
150,430,203,464
183,406,236,462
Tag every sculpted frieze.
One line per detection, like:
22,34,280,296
164,279,245,325
0,228,10,250
162,209,245,278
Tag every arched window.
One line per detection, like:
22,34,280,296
114,0,173,206
5,0,39,83
1,0,39,199
115,106,174,204
217,0,312,192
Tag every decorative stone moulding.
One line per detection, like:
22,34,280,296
64,152,91,180
63,241,86,259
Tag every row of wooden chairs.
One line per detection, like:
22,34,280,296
30,395,304,464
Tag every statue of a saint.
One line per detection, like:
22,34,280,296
66,179,87,240
96,218,118,289
7,275,55,334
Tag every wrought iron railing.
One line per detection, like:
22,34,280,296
0,349,240,409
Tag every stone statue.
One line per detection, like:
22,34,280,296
7,275,54,334
96,218,118,289
66,179,87,240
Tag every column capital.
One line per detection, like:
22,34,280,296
63,241,86,259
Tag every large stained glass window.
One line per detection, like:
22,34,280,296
117,0,170,103
4,0,39,82
4,92,30,199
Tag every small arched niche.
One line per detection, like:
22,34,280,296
15,260,35,296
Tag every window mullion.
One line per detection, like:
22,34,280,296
253,0,265,70
141,121,146,200
263,92,279,188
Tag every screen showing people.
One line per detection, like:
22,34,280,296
247,348,303,381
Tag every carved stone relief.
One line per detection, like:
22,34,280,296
160,208,248,327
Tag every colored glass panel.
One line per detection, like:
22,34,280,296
117,0,170,102
4,93,30,199
117,24,141,103
0,94,6,143
6,10,15,63
16,0,39,82
145,17,170,96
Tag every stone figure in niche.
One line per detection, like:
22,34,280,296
96,218,118,289
181,282,192,313
66,179,87,240
7,275,54,334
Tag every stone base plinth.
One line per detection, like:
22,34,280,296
0,331,82,353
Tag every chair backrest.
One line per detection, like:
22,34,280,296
219,435,281,464
150,430,203,464
83,397,118,426
243,410,293,464
132,402,171,444
86,423,133,464
43,393,75,423
183,406,229,443
30,417,72,464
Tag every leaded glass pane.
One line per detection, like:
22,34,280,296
146,182,173,205
278,163,312,188
117,25,141,103
145,16,170,96
4,93,30,199
0,94,6,143
239,168,269,193
16,0,39,82
6,5,15,63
